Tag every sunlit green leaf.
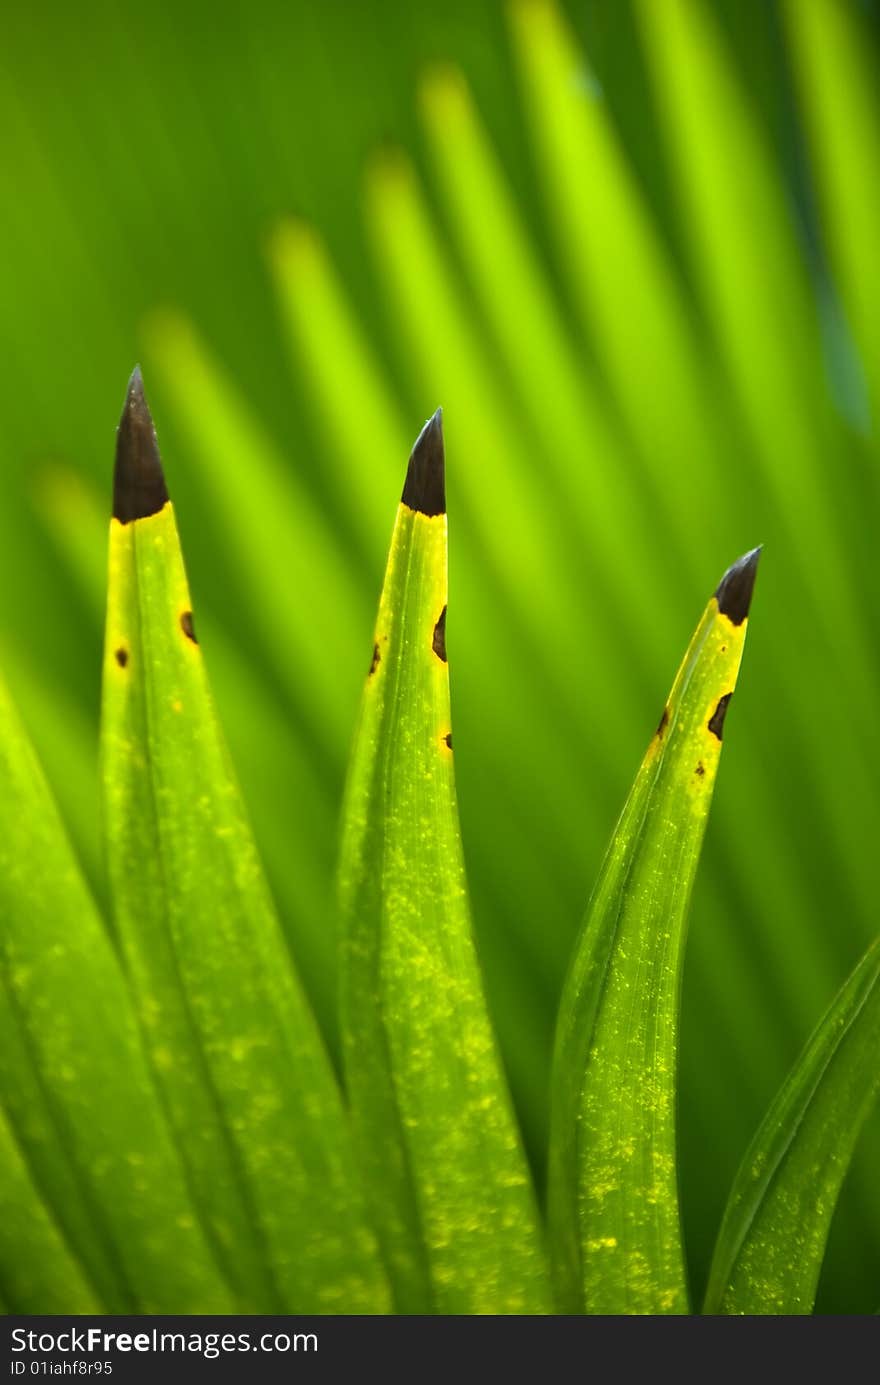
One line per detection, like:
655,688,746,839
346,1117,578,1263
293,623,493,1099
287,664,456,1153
32,460,341,1049
100,370,389,1313
549,549,760,1314
338,413,551,1314
267,209,596,1141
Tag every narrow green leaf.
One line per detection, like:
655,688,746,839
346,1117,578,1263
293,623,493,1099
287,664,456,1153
338,413,551,1314
266,213,595,1136
549,548,761,1314
100,369,389,1313
32,462,341,1050
705,933,880,1315
0,665,232,1313
363,148,603,709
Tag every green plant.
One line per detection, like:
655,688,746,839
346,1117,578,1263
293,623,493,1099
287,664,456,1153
2,0,879,1317
1,367,877,1316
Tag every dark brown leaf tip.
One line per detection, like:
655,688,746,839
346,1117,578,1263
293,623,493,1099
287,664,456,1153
715,546,762,625
113,366,169,523
401,408,445,516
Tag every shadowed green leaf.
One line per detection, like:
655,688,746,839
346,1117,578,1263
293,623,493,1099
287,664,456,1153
338,413,551,1314
549,549,760,1313
100,370,389,1313
705,933,880,1315
0,1101,101,1314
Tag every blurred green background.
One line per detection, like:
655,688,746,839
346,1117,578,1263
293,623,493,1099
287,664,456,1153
1,0,878,1312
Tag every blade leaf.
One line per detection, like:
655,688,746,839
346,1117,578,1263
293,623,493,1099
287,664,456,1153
548,548,761,1313
705,933,880,1315
100,369,389,1313
0,666,233,1313
337,413,551,1314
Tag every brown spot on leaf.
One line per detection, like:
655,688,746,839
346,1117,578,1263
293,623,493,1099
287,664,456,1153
708,692,732,741
656,705,669,738
180,610,198,643
115,647,129,668
369,643,381,676
432,605,448,662
443,732,453,749
695,761,705,777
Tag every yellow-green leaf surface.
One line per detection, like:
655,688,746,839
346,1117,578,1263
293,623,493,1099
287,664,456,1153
705,933,880,1315
0,664,232,1314
32,460,341,1050
549,549,760,1314
100,370,389,1314
338,413,551,1314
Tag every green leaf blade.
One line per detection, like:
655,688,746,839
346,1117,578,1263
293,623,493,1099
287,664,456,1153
549,550,760,1314
0,1100,102,1314
338,415,552,1314
705,934,880,1315
101,374,389,1313
0,668,233,1314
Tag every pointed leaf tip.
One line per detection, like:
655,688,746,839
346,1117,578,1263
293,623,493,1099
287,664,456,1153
715,546,762,625
401,408,445,517
113,367,169,524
